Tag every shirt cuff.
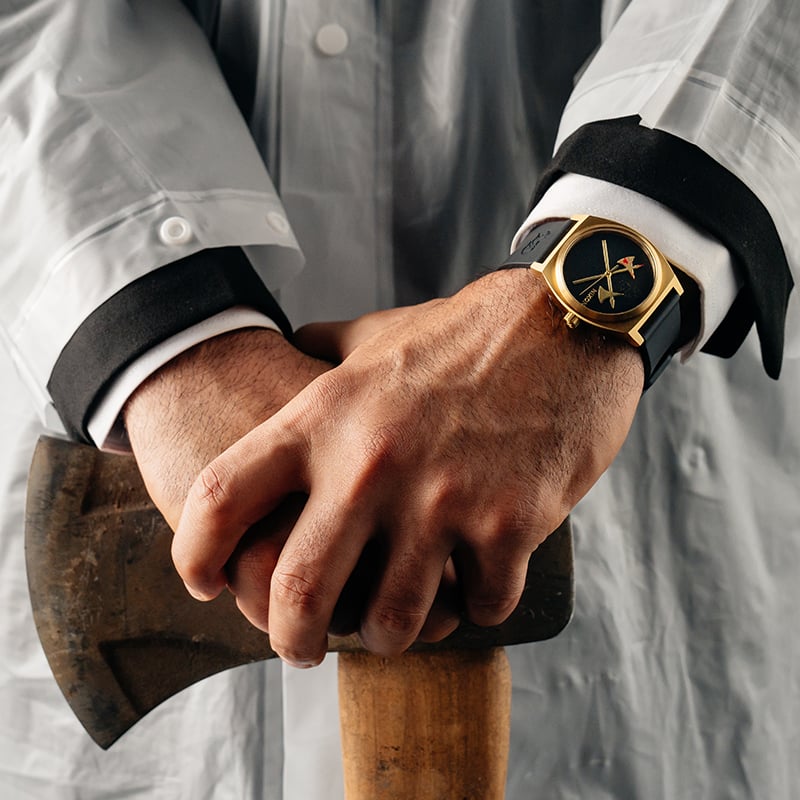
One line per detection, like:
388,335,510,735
515,173,741,356
88,307,281,453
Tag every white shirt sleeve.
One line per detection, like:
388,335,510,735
0,2,302,424
516,173,741,356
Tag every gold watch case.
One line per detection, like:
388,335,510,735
531,215,684,347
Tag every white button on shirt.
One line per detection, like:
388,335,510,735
314,24,349,57
159,216,193,246
266,211,291,234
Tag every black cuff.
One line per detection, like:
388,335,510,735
48,247,293,443
534,116,792,379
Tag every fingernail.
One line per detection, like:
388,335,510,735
184,582,211,601
280,654,324,669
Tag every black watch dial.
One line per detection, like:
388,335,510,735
560,231,657,316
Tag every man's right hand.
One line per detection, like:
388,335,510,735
123,327,330,625
124,328,329,526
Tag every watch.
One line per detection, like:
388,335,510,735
500,215,685,389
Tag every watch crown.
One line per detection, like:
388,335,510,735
564,311,581,329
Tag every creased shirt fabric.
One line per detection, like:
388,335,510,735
1,1,799,798
88,175,740,452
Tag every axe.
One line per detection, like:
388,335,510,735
25,434,573,798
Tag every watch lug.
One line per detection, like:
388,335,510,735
564,311,581,329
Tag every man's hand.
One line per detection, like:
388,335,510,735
172,271,644,666
124,327,330,618
125,328,329,524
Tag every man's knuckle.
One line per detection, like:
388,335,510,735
303,373,347,419
193,461,234,515
175,559,205,589
340,421,410,499
483,578,521,609
273,642,324,668
468,589,520,624
272,566,326,617
484,481,564,546
234,595,271,634
363,422,411,470
426,473,463,518
372,602,426,639
472,503,524,551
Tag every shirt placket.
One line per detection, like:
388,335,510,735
276,0,394,325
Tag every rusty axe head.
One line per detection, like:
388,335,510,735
24,435,573,749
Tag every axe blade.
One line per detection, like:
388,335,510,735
24,435,573,749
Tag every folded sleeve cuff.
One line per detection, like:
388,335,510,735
48,247,293,443
87,307,282,453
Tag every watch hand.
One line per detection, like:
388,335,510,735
574,270,621,298
572,263,642,285
572,240,615,296
572,259,643,300
597,286,623,304
602,240,616,309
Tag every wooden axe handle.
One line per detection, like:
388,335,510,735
339,648,510,798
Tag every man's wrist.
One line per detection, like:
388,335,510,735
124,328,326,440
123,328,330,523
478,267,644,391
90,308,282,452
499,215,690,389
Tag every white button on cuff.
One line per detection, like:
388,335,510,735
266,211,290,234
159,216,193,246
315,24,349,56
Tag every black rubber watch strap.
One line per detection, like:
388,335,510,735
638,287,682,389
499,219,575,268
